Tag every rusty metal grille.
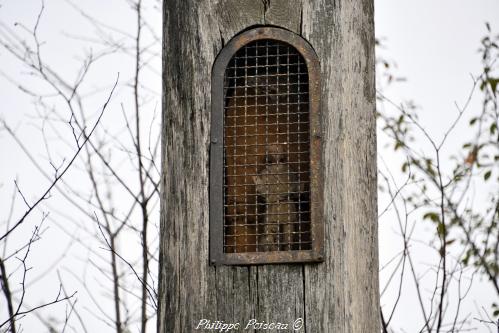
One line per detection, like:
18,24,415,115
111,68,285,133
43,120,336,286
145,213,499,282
210,27,322,265
222,40,311,254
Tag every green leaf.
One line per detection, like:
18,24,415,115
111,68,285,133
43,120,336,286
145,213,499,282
445,239,456,245
484,170,492,181
394,140,403,151
462,250,471,265
437,222,446,237
401,161,409,173
469,117,478,125
397,115,405,125
490,123,497,135
423,212,440,223
487,77,499,96
480,80,486,91
425,159,436,177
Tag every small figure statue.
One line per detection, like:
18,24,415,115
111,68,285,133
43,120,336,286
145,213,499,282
253,144,300,251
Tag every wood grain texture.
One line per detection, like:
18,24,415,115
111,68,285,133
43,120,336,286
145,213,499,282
301,1,379,331
263,0,302,33
158,0,378,332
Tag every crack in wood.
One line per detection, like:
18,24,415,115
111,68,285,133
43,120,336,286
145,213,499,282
299,5,303,36
302,265,307,333
262,0,269,23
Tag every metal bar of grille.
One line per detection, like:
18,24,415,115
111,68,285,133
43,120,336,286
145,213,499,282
223,39,311,254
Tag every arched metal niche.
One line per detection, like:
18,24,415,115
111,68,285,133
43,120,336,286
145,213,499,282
210,27,323,265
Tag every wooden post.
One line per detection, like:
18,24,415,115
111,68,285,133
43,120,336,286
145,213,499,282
158,1,379,332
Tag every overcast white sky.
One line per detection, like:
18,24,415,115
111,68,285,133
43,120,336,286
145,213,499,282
0,0,498,332
376,2,499,332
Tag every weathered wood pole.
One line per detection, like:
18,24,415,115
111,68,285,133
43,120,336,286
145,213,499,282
158,1,379,332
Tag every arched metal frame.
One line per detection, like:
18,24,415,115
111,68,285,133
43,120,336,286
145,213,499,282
210,27,323,265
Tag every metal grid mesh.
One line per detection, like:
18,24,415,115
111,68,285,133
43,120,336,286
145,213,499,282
223,40,310,253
